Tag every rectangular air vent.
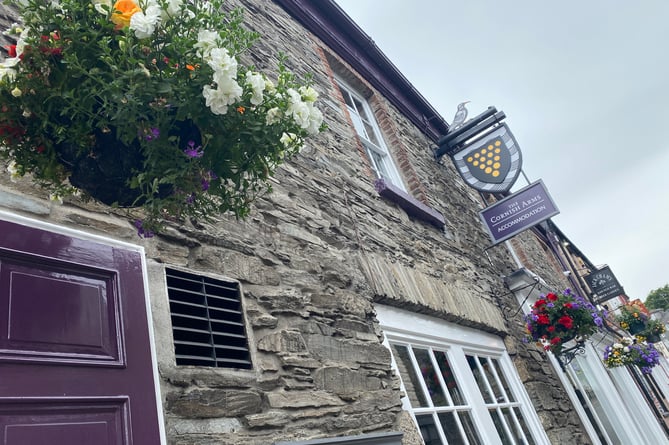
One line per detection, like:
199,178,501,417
166,268,252,369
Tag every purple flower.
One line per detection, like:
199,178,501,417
201,178,210,191
134,219,154,238
183,140,204,158
186,193,195,205
140,127,160,141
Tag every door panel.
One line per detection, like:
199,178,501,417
0,398,129,445
0,219,161,444
0,253,122,365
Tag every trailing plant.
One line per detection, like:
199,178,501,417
603,337,661,374
0,0,325,235
615,301,665,341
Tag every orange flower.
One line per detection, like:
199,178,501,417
236,106,245,114
111,0,141,29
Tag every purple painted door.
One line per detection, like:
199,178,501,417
0,219,162,444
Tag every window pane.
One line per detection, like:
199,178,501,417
391,344,429,407
513,407,536,445
438,412,465,445
490,408,513,445
493,358,516,402
363,120,380,146
481,357,504,403
417,414,444,445
341,89,355,110
502,407,527,444
414,348,448,407
349,113,366,139
434,350,465,406
352,96,368,120
368,149,391,182
459,411,483,445
467,355,493,403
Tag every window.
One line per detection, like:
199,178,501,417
337,79,405,189
377,305,549,445
166,268,252,369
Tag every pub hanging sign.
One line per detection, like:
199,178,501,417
435,107,522,194
451,124,522,193
584,266,625,304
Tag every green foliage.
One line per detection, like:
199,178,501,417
0,0,326,235
614,301,665,341
645,284,669,311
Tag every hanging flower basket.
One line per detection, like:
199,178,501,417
615,301,665,341
603,337,661,374
0,0,325,235
524,289,606,354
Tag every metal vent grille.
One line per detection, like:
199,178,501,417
166,268,252,369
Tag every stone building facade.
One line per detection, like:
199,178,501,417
0,1,598,444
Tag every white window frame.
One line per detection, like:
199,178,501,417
376,304,550,445
565,336,669,445
336,78,406,190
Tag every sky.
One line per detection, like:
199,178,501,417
334,0,669,301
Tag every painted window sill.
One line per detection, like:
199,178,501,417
374,178,445,228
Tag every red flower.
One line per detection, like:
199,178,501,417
563,302,573,309
537,314,550,325
534,299,547,308
550,337,561,345
546,292,558,302
6,45,17,58
558,315,573,329
547,326,555,332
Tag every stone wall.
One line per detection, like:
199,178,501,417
0,1,591,443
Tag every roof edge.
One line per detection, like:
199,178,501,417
274,0,449,143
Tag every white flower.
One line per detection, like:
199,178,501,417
202,79,242,115
49,193,63,205
280,132,297,147
10,87,22,97
91,0,112,14
264,78,275,92
623,346,630,353
287,88,314,128
7,160,21,181
266,107,281,125
613,343,623,349
245,72,265,105
164,0,183,16
208,47,237,80
195,30,220,59
130,4,162,39
299,85,318,103
306,103,323,135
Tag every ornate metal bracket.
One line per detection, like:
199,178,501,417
500,277,540,317
557,340,587,372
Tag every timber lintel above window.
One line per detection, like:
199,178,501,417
375,178,445,229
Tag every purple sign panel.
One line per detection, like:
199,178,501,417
479,180,559,245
